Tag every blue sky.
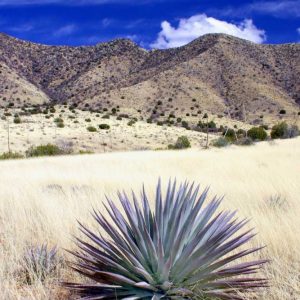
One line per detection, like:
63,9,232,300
0,0,299,48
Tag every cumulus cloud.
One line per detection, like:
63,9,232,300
151,14,266,49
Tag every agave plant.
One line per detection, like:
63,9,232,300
24,244,60,283
65,180,268,299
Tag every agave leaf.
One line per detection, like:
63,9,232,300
65,179,267,299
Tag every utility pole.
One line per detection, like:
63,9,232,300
242,102,248,138
7,117,11,153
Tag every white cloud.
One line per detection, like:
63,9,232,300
53,24,77,37
249,1,300,17
151,14,266,49
298,28,300,34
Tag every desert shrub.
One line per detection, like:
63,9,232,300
213,137,229,147
65,180,267,299
279,109,286,115
146,118,152,123
169,136,191,149
271,122,288,139
87,126,97,132
116,116,122,121
54,117,64,128
271,122,299,139
102,114,110,119
266,194,289,211
223,128,236,141
127,120,136,126
56,122,65,128
99,124,110,130
26,144,67,157
78,150,94,154
85,118,91,123
287,125,300,138
0,151,24,160
13,117,21,124
247,127,268,141
235,137,254,146
236,128,246,138
23,244,61,284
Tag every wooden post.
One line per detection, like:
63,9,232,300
7,118,11,153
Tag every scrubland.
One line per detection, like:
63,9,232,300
0,138,299,299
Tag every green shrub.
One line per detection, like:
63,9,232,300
271,122,299,139
87,126,97,132
169,136,191,149
13,117,21,124
236,128,246,138
213,137,229,148
26,144,67,157
56,122,64,128
127,120,136,126
85,118,91,122
223,128,236,141
271,122,288,139
247,127,268,141
99,124,110,130
78,150,94,154
235,137,254,146
0,152,24,160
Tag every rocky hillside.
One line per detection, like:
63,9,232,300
0,32,299,123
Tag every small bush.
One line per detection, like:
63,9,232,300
271,122,299,139
23,244,61,284
279,109,286,115
235,137,254,146
223,128,236,141
271,122,287,139
127,120,136,126
99,124,110,130
0,151,24,160
79,150,94,154
247,127,268,141
236,129,246,138
87,126,97,132
213,137,229,148
56,122,65,128
26,144,67,157
85,118,91,122
169,136,191,149
13,117,21,124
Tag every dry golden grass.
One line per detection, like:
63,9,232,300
0,138,299,299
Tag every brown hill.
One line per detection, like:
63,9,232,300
0,32,299,124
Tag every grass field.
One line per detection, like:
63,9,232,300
0,138,299,299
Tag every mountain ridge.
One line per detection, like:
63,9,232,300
0,32,299,124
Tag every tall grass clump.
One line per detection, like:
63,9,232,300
65,180,267,299
23,244,61,284
26,144,69,157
